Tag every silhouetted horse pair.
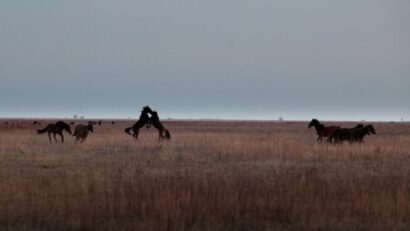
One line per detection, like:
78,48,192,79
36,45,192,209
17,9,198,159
37,121,94,143
125,106,171,141
308,119,376,144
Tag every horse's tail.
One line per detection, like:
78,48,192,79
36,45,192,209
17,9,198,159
37,127,48,134
164,129,171,140
124,127,133,135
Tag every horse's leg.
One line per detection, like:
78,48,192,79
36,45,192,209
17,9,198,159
53,133,58,143
327,136,333,143
134,128,139,139
48,132,52,143
60,133,64,143
82,134,88,143
158,130,164,141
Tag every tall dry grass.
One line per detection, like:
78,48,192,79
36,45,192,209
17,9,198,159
0,119,410,230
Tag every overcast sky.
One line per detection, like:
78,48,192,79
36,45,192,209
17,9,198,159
1,0,409,121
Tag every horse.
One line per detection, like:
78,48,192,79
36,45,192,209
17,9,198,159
328,124,363,143
73,124,94,143
37,121,72,143
124,106,153,139
329,124,375,143
308,119,339,142
349,124,376,143
149,111,171,141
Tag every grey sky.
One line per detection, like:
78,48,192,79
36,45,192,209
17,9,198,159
1,0,409,120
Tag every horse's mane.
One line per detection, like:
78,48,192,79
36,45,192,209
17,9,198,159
56,121,70,128
142,106,153,114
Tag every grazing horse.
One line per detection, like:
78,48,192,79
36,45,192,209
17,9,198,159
37,121,72,143
328,124,363,143
73,124,94,143
149,111,171,141
124,106,152,139
308,119,339,142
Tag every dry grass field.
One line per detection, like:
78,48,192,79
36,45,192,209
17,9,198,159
0,119,410,231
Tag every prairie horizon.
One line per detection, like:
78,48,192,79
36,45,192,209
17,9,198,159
1,119,410,230
1,1,409,230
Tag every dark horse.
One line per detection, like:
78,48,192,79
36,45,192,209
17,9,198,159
37,121,72,143
73,124,94,143
124,106,152,139
352,124,376,142
149,110,171,141
308,119,339,142
330,124,375,143
328,124,363,143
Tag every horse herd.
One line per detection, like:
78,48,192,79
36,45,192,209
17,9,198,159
36,106,171,143
34,108,376,144
308,119,376,143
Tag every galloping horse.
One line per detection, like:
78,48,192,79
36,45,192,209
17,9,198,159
149,110,171,141
37,121,72,143
73,124,94,143
329,124,375,143
308,119,339,142
348,124,376,143
124,106,152,139
328,124,363,143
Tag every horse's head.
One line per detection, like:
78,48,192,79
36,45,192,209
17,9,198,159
365,124,376,135
57,121,72,134
142,106,153,114
88,124,94,133
151,111,159,120
65,125,72,135
308,119,319,128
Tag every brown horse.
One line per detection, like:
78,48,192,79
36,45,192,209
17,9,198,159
37,121,72,143
328,124,363,143
308,119,339,142
351,124,376,142
73,124,94,143
329,124,375,143
149,111,171,141
124,106,152,139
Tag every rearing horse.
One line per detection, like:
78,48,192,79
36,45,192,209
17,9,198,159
124,106,152,139
149,110,171,141
308,119,339,142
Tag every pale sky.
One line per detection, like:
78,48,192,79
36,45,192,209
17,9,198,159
1,0,409,121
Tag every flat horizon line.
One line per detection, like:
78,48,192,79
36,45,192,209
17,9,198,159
0,116,408,123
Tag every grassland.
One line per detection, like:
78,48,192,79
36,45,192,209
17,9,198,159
0,119,410,231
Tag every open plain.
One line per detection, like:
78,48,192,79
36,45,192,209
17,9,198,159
0,119,410,231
